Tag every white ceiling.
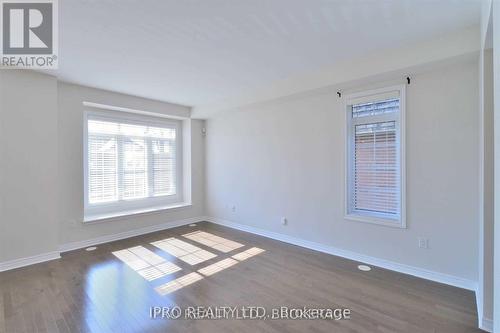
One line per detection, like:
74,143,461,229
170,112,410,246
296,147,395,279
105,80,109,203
58,0,481,110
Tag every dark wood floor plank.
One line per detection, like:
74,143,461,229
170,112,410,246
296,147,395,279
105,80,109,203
0,222,482,333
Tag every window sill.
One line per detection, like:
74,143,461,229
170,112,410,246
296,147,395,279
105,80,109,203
83,202,192,223
344,213,406,229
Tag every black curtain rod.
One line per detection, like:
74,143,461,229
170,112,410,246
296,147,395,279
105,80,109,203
336,76,410,98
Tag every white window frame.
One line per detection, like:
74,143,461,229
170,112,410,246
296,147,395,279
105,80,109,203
83,108,183,221
344,85,406,228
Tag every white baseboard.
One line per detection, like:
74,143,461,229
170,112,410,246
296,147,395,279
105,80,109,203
0,216,206,273
476,291,484,331
59,216,206,253
475,291,493,332
0,251,61,272
206,217,477,291
479,317,493,332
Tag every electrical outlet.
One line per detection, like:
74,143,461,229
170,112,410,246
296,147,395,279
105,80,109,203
418,237,429,249
281,217,287,225
231,205,236,213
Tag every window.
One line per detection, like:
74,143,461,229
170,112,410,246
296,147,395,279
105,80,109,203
84,109,182,220
345,85,405,228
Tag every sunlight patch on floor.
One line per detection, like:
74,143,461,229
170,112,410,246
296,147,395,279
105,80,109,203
182,231,244,253
231,247,265,261
112,246,181,281
197,258,239,277
142,231,267,296
151,237,217,265
154,244,266,296
155,272,204,296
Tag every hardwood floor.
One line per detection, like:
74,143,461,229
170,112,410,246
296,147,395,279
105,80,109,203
0,222,482,333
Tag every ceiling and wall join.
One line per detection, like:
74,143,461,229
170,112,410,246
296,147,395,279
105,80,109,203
56,0,481,114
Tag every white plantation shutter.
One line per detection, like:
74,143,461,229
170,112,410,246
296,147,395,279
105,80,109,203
152,139,176,196
88,135,118,203
122,137,148,199
85,112,181,218
346,87,404,226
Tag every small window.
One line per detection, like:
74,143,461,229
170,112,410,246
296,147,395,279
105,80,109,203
84,109,182,220
345,86,405,228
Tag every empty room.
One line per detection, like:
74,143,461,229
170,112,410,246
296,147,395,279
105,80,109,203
0,0,499,332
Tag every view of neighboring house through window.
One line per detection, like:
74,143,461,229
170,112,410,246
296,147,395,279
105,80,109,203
345,86,405,227
84,109,182,220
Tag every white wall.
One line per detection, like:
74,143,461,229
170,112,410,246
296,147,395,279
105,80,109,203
205,59,479,282
0,71,59,261
493,0,500,330
0,73,206,263
194,26,479,118
479,1,494,330
57,82,205,246
0,74,4,262
481,48,495,328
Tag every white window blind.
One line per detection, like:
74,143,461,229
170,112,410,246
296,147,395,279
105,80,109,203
354,120,398,215
346,86,405,227
85,111,181,218
151,139,177,196
88,135,118,203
